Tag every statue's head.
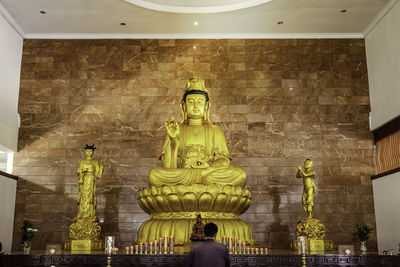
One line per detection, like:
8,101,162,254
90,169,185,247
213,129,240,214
304,158,312,168
180,77,212,124
84,144,96,156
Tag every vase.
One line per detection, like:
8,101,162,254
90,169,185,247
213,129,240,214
360,241,367,255
23,241,31,254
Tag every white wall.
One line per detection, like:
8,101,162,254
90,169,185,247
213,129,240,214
372,172,400,253
0,12,23,152
365,1,400,131
365,0,400,254
0,175,17,254
365,1,400,253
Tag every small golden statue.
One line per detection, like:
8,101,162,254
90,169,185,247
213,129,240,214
296,159,316,219
137,78,254,247
294,159,331,252
68,144,105,252
190,214,205,241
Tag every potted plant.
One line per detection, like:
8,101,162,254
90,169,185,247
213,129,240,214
21,220,38,254
353,223,373,255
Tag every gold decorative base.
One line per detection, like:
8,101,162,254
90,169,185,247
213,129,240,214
291,239,333,253
296,217,326,240
137,184,255,246
69,219,101,240
137,217,255,246
65,239,102,254
308,239,325,253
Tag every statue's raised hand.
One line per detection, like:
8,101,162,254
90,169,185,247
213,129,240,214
165,116,180,140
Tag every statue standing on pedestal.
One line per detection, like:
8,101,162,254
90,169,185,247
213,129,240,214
69,144,104,242
295,159,331,252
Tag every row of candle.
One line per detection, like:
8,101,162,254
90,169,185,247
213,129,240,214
125,236,175,254
222,236,269,255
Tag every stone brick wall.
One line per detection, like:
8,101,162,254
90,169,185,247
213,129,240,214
13,39,376,251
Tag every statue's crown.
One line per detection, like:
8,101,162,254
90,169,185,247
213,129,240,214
184,77,208,94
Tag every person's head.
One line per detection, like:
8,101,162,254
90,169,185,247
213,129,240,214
204,222,218,238
84,144,96,157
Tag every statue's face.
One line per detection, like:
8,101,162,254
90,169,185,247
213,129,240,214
85,149,94,157
304,160,312,168
185,94,206,119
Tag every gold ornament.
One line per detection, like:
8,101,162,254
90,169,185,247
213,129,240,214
296,218,326,240
138,78,254,246
296,159,316,219
68,145,105,251
294,159,331,253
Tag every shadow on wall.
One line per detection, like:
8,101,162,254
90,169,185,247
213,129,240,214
266,186,291,249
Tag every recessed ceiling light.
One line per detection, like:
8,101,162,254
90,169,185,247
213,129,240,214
277,21,284,25
40,10,46,14
341,9,347,13
120,22,126,26
194,21,199,26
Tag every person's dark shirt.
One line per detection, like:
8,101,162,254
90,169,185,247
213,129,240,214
187,239,230,267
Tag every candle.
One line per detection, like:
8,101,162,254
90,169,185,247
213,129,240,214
135,244,139,254
159,237,163,254
154,240,158,254
130,245,134,254
139,244,143,254
238,241,242,254
169,236,174,254
164,236,168,254
149,242,153,254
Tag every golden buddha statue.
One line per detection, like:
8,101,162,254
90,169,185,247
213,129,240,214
148,78,246,187
296,159,316,219
67,144,104,252
137,78,254,248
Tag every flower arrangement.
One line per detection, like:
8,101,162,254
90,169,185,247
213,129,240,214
353,223,373,242
21,220,38,243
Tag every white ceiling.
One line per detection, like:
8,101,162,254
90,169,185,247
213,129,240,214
0,0,394,38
